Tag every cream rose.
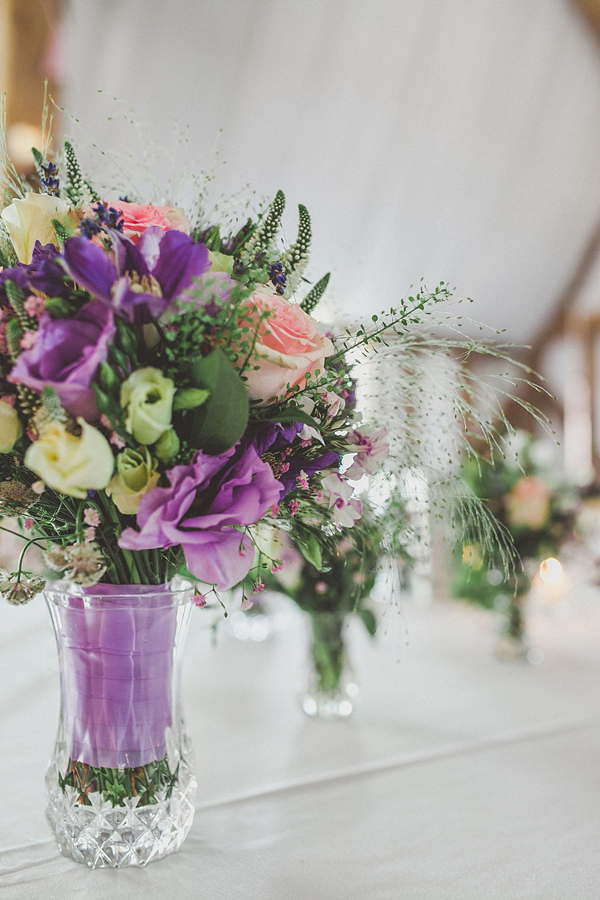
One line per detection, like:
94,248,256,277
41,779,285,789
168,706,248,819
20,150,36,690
121,367,175,445
0,399,22,453
1,193,79,263
24,419,114,499
239,287,334,405
105,447,159,515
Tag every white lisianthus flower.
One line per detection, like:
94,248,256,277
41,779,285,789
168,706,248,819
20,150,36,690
121,367,175,445
1,193,78,263
344,426,390,479
24,419,114,499
0,399,23,452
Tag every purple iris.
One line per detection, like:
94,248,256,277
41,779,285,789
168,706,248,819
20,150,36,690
8,299,116,420
244,420,339,497
119,444,283,590
61,227,210,324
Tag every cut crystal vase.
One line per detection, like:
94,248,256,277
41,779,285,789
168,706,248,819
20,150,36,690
44,578,196,868
301,610,359,718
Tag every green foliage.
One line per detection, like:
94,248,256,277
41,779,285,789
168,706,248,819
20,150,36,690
184,347,249,454
58,754,179,808
63,141,85,206
282,203,311,295
300,272,330,314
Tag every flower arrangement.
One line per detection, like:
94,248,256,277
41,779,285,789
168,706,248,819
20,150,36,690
0,130,405,601
452,431,579,643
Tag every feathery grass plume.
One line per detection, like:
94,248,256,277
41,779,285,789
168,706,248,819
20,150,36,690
337,288,552,574
300,272,330,314
282,204,311,295
0,94,26,206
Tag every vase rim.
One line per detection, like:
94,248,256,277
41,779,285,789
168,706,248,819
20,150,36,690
43,575,195,606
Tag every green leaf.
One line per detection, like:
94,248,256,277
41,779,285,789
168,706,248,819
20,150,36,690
263,404,320,429
185,348,249,454
297,532,323,571
358,608,377,637
173,387,210,411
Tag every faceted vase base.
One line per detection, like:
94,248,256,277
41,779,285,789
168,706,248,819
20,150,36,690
45,756,197,868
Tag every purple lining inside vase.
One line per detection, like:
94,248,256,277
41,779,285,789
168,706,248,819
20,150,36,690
54,584,183,769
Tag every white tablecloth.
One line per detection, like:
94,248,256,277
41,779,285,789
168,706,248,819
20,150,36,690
1,583,600,898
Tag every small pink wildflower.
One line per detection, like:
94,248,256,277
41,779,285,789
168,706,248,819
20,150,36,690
192,593,207,608
315,581,327,594
23,518,34,531
252,581,265,594
84,526,96,543
269,503,279,517
280,462,290,474
289,499,299,517
315,490,324,503
271,560,285,574
99,415,112,429
300,439,312,449
109,431,126,448
83,508,100,527
23,295,46,318
296,470,310,490
241,598,254,610
20,330,38,350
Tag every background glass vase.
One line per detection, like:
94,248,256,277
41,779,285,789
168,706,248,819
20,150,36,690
301,610,359,718
44,578,196,868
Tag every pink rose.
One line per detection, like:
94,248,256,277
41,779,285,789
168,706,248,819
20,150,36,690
239,286,334,405
505,476,551,530
88,201,190,244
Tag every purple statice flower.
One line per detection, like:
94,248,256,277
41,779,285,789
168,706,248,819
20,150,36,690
8,299,116,420
61,226,210,324
119,443,283,590
0,242,70,299
243,420,339,497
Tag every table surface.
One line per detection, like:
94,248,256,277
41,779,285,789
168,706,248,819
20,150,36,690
1,576,600,899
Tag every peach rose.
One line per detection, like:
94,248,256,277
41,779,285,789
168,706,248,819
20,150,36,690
95,201,190,244
505,475,551,530
239,286,334,405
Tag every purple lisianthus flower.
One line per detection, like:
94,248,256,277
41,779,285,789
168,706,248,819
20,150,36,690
8,299,116,420
0,242,69,299
244,420,339,497
61,227,210,324
119,443,283,590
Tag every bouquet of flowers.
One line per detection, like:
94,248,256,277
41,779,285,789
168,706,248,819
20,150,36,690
452,431,579,644
0,137,398,600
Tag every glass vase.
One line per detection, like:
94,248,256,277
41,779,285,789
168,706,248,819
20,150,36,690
301,611,359,718
44,578,196,868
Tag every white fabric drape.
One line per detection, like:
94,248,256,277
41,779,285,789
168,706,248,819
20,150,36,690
61,0,600,340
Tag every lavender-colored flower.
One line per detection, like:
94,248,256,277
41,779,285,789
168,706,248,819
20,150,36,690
61,227,210,324
321,472,362,528
345,426,390,479
0,242,69,299
8,299,116,420
244,420,339,497
119,443,283,590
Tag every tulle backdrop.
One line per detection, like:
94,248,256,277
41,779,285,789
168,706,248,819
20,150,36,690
60,0,600,340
